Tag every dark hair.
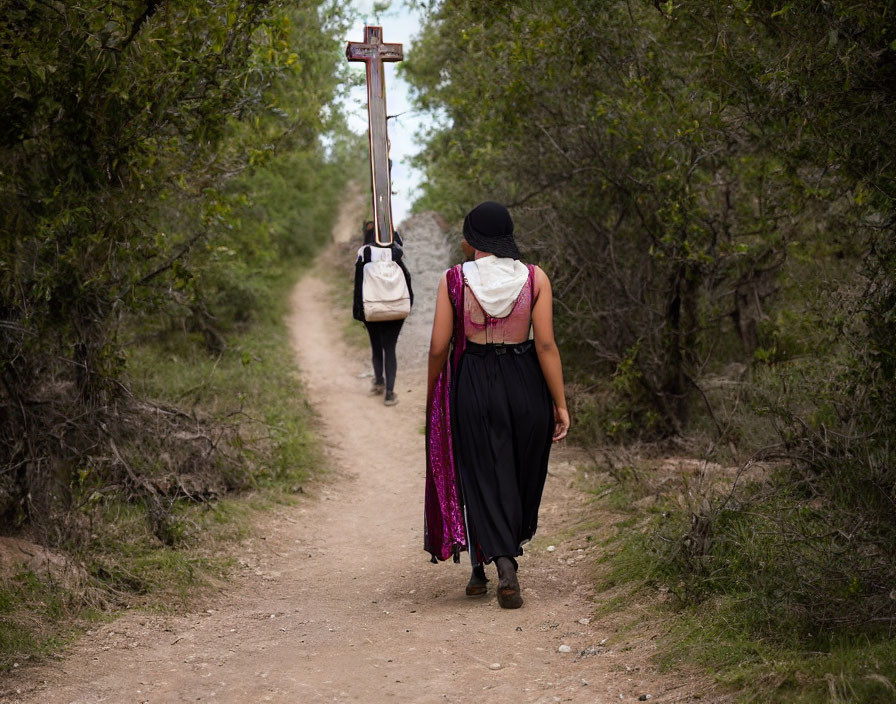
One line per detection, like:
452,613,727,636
362,220,404,247
362,220,375,245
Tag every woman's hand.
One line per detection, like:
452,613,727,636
552,406,570,442
533,269,570,443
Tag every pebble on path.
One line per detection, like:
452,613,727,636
557,644,572,653
489,663,502,670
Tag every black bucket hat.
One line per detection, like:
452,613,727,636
462,201,521,259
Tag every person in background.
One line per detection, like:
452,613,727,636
425,201,569,608
353,221,413,406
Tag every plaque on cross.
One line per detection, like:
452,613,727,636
346,25,403,247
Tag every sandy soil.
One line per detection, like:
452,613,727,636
0,205,724,703
330,181,367,245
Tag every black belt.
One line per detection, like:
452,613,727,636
464,340,534,356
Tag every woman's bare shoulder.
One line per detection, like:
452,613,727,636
531,264,550,284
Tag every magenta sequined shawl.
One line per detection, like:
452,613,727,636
424,264,467,562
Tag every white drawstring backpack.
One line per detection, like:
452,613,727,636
360,245,411,321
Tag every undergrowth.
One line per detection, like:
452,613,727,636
0,261,320,673
587,456,896,704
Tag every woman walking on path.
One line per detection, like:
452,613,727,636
353,221,413,406
425,201,570,609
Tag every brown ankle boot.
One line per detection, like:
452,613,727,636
465,564,488,597
495,556,522,609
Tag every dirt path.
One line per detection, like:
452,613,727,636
2,214,716,703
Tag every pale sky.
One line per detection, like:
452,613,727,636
344,1,427,225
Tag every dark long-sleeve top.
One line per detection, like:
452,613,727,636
353,241,414,322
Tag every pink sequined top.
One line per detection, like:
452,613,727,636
463,265,537,344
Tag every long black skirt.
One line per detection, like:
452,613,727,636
451,340,554,564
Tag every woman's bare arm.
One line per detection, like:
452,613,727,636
427,273,454,405
531,266,570,441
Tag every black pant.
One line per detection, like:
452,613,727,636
364,320,404,393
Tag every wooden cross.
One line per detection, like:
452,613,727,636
346,25,403,247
